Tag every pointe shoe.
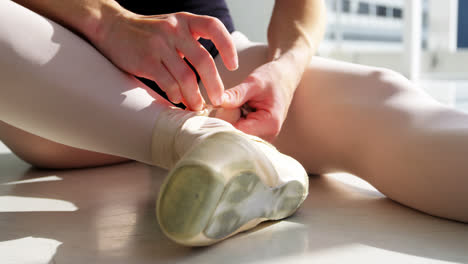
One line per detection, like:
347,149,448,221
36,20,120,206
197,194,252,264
155,114,309,246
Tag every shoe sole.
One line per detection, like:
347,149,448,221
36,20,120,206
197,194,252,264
157,157,306,246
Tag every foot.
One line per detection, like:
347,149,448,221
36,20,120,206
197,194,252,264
154,112,309,246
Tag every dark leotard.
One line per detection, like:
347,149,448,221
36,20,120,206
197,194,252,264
115,0,235,105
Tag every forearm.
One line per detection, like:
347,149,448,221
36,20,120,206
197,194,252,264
267,0,326,70
11,0,126,44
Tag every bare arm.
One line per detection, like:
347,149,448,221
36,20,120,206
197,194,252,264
11,0,238,111
11,0,119,43
267,0,327,86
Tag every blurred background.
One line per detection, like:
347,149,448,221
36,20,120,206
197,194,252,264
226,0,468,110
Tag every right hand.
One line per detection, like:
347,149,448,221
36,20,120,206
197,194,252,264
94,10,238,110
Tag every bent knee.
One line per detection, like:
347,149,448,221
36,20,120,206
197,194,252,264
0,121,127,169
2,131,79,169
5,136,128,169
369,67,415,94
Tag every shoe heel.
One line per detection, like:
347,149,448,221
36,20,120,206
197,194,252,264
157,163,225,243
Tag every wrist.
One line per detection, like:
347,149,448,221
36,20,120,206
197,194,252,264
267,50,308,100
268,27,314,68
84,1,129,47
270,44,311,76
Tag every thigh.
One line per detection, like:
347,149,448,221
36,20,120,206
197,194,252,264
274,56,420,174
0,121,129,169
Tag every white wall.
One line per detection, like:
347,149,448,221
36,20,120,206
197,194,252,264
427,0,458,52
225,0,274,43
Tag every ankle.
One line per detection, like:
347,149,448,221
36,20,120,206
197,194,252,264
174,115,236,158
151,107,200,169
150,107,236,169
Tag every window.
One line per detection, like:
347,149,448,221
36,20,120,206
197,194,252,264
358,2,370,15
342,0,351,13
376,5,387,17
393,8,403,19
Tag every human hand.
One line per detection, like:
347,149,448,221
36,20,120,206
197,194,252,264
94,10,238,110
221,58,303,142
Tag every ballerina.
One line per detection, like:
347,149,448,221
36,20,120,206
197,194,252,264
1,0,467,247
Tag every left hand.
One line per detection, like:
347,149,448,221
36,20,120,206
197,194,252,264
221,58,302,142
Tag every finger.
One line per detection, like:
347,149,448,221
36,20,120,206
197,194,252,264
178,39,224,106
221,79,257,108
151,62,183,104
234,110,277,141
188,15,238,71
161,48,205,111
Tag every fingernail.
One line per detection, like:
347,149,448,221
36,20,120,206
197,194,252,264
195,98,206,111
192,104,202,111
233,58,239,70
221,93,228,105
172,94,181,104
213,97,221,106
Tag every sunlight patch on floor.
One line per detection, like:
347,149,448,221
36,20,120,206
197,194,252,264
1,176,62,186
326,172,379,192
0,141,11,154
0,196,77,212
0,237,61,264
250,243,453,264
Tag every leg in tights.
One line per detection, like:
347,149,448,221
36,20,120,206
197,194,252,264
0,0,171,165
216,34,468,223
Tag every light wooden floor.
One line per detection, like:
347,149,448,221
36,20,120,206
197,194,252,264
0,140,467,264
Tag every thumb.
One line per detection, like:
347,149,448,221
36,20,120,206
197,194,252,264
221,80,256,109
234,110,276,142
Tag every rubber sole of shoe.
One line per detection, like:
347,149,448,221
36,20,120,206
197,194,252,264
157,163,306,246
